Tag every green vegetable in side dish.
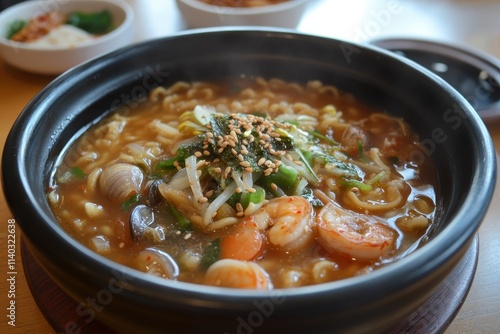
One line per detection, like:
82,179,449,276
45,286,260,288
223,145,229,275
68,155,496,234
6,19,27,39
66,10,113,34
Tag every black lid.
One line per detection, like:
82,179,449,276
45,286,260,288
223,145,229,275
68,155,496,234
370,38,500,122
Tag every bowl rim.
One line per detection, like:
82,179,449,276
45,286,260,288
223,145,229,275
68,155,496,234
176,0,308,15
2,27,497,301
0,0,134,52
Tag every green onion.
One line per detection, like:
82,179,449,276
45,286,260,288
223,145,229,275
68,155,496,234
120,193,140,211
310,130,338,145
341,179,372,192
167,203,193,231
154,156,181,171
58,166,86,183
262,164,298,194
366,171,386,186
201,238,220,268
240,187,265,210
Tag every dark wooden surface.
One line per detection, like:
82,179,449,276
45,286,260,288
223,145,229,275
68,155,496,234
22,235,478,334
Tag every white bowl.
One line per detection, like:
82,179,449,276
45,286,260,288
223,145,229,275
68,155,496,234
175,0,308,29
0,0,134,75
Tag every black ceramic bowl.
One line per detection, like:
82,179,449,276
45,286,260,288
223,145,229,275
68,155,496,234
2,29,496,334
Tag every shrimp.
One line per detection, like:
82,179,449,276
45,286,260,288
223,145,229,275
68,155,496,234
248,196,314,250
204,259,272,289
220,220,263,261
317,203,398,261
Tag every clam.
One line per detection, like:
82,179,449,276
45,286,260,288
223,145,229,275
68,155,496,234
341,126,371,156
130,205,154,240
146,179,165,207
98,163,144,201
130,204,166,242
129,248,179,279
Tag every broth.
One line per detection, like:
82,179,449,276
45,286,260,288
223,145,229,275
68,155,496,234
48,77,438,289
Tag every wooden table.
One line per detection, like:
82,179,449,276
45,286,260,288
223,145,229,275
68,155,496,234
1,1,499,333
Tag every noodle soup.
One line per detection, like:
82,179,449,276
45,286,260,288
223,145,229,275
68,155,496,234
47,77,438,289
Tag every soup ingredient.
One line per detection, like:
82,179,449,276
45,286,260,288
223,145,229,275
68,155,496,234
317,203,398,260
245,196,313,250
204,259,272,289
98,163,144,202
130,248,180,279
129,205,163,242
220,220,263,261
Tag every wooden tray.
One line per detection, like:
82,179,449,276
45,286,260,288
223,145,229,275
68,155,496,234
22,235,479,334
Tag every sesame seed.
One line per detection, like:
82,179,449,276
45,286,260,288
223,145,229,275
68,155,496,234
238,154,244,162
258,158,266,166
244,167,254,173
205,190,214,198
293,160,303,166
231,148,238,155
236,212,245,217
235,187,243,193
194,151,202,158
236,203,243,212
206,132,214,138
197,170,202,177
225,166,232,174
270,183,278,191
264,168,273,176
214,167,222,173
247,187,256,193
203,150,211,156
239,161,251,167
184,233,192,240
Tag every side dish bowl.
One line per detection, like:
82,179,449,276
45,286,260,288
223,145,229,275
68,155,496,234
2,28,496,333
175,0,308,28
0,0,133,75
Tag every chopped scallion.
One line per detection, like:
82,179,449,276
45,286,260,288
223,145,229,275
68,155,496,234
201,238,220,268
